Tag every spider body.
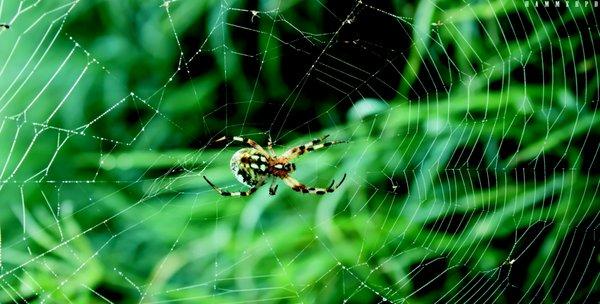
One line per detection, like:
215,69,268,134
230,148,295,186
204,135,346,196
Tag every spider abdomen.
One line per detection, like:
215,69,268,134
230,148,268,187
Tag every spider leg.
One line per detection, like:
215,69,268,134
203,176,257,197
269,177,279,195
267,133,277,156
282,173,347,195
214,135,269,155
282,134,347,160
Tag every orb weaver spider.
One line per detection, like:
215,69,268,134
203,134,347,196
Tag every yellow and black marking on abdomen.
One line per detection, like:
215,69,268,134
230,148,269,187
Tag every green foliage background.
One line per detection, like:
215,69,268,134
0,0,598,303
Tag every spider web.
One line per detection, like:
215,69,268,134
0,0,598,303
